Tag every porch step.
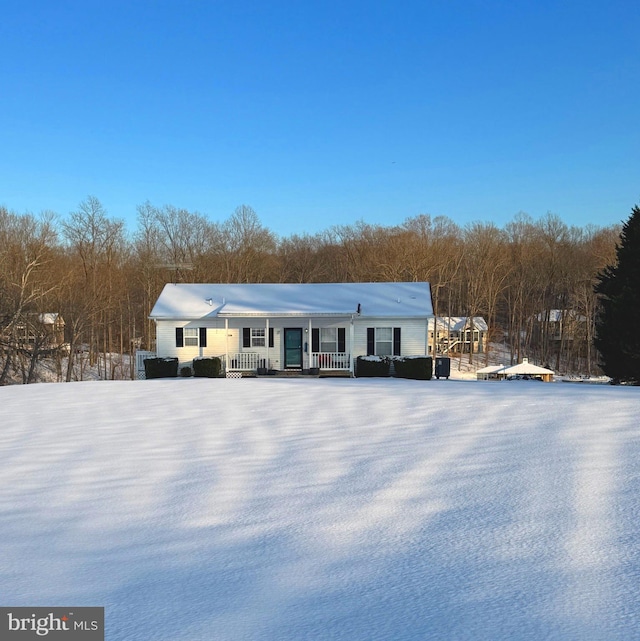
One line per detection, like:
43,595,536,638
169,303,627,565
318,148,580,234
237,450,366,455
276,370,351,378
256,369,351,378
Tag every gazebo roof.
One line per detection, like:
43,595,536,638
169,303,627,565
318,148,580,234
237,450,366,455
476,364,505,374
500,358,554,376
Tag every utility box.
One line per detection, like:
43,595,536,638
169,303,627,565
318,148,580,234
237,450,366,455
435,356,451,379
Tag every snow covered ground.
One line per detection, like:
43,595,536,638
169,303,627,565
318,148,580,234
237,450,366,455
1,377,638,640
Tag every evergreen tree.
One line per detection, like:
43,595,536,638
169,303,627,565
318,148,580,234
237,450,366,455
594,205,640,383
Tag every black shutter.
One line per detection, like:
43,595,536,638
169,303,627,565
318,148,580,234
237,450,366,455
338,327,346,352
312,328,320,352
367,328,375,355
393,327,401,356
176,327,184,348
243,327,251,348
269,327,274,347
199,327,207,348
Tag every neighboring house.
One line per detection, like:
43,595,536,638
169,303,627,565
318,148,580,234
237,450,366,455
145,282,434,377
5,313,66,351
428,316,488,355
533,310,588,344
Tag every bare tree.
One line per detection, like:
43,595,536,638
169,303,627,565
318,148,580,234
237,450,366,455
221,205,278,282
276,233,328,283
61,196,126,376
0,209,59,384
461,222,510,364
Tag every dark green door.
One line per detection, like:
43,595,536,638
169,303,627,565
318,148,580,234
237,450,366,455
284,328,303,368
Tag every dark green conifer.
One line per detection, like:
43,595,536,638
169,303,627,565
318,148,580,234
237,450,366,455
594,205,640,383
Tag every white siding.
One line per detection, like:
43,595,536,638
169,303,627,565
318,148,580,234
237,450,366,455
353,318,428,357
211,328,233,356
156,316,431,368
155,319,227,367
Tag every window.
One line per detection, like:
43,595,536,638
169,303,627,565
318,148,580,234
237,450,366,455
320,328,337,352
367,327,401,356
375,327,393,356
242,327,274,348
176,327,207,348
312,327,346,353
251,328,265,347
184,328,198,346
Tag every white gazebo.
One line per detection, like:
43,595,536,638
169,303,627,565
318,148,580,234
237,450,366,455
499,358,554,382
476,359,554,382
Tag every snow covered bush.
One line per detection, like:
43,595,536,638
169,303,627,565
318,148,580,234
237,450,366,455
143,357,178,379
193,356,222,378
355,356,391,377
393,356,433,380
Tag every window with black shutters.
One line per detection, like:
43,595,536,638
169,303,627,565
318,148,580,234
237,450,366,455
176,327,206,347
367,327,401,356
243,327,273,348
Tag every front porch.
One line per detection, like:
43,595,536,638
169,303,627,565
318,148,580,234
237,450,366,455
135,349,352,379
225,351,352,374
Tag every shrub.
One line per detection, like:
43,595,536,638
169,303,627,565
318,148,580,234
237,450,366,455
355,356,391,377
180,366,193,377
144,357,179,379
193,356,222,378
394,356,433,380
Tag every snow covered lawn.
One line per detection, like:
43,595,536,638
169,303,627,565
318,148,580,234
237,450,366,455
1,378,638,640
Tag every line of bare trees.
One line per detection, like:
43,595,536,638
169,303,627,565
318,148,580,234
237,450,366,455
1,197,621,383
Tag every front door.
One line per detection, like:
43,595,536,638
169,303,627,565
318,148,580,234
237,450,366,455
284,328,303,369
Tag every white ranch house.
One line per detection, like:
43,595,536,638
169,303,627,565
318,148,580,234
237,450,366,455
142,282,434,377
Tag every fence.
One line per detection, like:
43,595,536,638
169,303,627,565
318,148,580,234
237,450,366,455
310,352,351,370
135,350,156,379
225,352,265,371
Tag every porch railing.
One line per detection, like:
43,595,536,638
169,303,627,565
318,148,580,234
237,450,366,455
135,350,156,379
311,352,351,370
226,352,267,371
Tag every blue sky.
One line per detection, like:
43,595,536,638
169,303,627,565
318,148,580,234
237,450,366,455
1,0,639,237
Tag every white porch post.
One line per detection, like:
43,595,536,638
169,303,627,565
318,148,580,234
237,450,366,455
266,318,270,370
349,316,355,376
308,318,312,370
225,318,229,369
426,316,431,356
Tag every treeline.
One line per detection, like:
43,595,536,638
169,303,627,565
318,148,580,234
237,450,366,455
1,196,621,383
